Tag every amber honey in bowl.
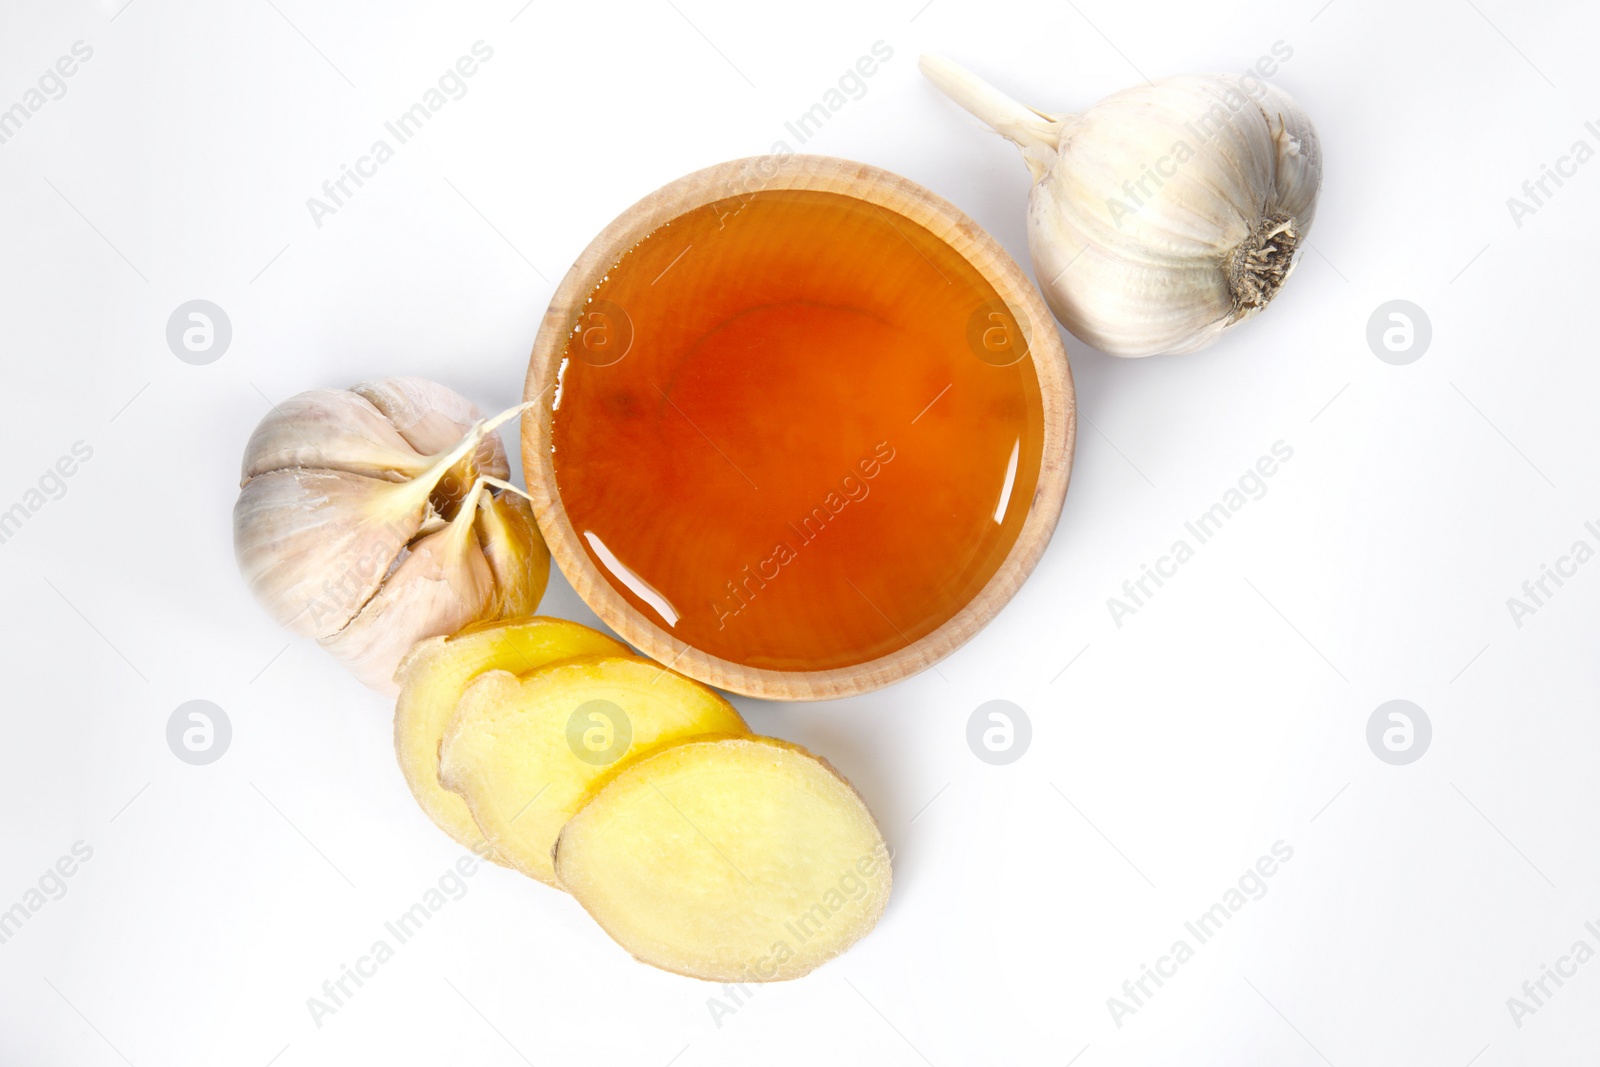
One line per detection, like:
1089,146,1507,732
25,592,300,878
550,187,1045,674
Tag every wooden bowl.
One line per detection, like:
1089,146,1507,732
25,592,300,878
523,155,1075,701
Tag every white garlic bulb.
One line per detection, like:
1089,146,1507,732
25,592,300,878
920,56,1323,357
234,379,550,694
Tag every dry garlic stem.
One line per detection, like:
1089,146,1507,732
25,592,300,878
920,55,1323,357
234,378,549,692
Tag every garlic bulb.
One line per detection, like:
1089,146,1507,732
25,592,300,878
234,378,549,693
920,56,1322,357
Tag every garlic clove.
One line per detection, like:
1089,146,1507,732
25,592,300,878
1264,96,1322,227
318,478,497,694
233,468,432,639
474,488,551,618
1030,75,1317,355
1028,219,1236,355
351,377,509,486
240,389,429,487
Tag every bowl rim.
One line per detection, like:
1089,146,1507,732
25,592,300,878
523,153,1076,700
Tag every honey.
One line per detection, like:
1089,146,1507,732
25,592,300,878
551,188,1045,673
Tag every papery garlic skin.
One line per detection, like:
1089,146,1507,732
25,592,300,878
921,57,1322,357
234,467,437,638
318,481,498,694
240,389,429,484
353,378,508,493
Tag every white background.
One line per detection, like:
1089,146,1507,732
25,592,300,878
2,0,1597,1063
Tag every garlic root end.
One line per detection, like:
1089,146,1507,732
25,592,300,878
1226,212,1301,318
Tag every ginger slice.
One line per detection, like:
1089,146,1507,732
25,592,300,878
393,617,630,857
438,657,748,885
554,736,891,982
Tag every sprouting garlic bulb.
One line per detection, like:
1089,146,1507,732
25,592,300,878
920,56,1322,357
234,378,551,694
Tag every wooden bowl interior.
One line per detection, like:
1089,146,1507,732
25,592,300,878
524,155,1075,700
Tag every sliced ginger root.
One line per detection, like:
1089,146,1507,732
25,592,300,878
393,617,631,858
438,656,749,884
554,736,891,982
